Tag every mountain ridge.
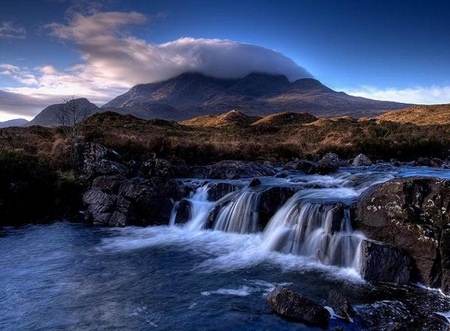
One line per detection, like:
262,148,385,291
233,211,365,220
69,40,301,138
103,72,410,120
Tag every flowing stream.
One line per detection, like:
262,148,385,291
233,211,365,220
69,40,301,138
2,165,450,330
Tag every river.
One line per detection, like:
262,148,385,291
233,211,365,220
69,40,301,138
1,165,450,330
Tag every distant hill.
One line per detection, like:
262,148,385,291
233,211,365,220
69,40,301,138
251,111,317,126
103,72,410,120
28,98,99,127
377,104,450,125
0,118,29,128
180,110,259,127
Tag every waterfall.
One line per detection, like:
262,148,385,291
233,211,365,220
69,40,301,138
213,191,260,234
171,181,365,270
262,194,365,269
171,185,216,231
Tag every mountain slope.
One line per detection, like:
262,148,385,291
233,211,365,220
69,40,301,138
0,118,29,128
103,72,410,120
28,98,99,127
377,104,450,125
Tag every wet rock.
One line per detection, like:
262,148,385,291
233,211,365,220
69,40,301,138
415,157,431,167
258,187,296,229
325,290,355,322
248,178,262,187
317,153,340,174
266,286,330,327
208,160,275,179
430,158,445,168
359,240,411,284
352,153,373,166
207,182,238,201
296,159,318,174
354,177,450,293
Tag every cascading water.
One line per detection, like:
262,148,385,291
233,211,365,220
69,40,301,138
262,196,365,269
170,180,365,271
213,191,260,233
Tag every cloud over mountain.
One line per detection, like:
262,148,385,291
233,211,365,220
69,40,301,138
45,11,312,84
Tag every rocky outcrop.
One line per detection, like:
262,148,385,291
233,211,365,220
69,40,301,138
79,143,182,226
175,160,275,179
352,153,372,166
266,286,330,327
354,177,450,293
359,239,411,284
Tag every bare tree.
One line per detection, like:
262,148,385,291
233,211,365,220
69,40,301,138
56,97,93,168
56,97,92,143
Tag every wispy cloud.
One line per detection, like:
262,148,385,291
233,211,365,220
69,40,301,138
343,85,450,105
0,21,26,40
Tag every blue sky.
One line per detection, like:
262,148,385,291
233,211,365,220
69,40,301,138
1,0,450,121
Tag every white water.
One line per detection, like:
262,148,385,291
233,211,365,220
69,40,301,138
169,175,369,273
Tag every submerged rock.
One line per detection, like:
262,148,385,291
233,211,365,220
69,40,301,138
354,177,450,293
266,286,330,327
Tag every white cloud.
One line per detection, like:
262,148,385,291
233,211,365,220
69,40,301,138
0,21,26,39
343,85,450,105
0,10,312,120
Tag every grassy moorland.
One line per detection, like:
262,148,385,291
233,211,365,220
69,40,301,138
1,109,449,169
0,109,449,225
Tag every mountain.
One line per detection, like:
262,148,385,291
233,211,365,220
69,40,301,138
0,118,29,128
103,72,410,120
377,104,450,125
28,98,99,127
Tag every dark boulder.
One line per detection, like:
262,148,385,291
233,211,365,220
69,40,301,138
266,286,330,327
317,153,340,175
206,182,239,201
325,290,355,322
352,153,373,166
207,160,275,179
359,239,411,284
353,177,450,293
74,142,123,181
259,187,296,229
296,159,318,174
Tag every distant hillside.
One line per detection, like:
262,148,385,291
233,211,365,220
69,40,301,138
251,112,317,126
377,104,450,125
103,72,410,120
180,110,259,127
28,98,99,127
0,118,29,128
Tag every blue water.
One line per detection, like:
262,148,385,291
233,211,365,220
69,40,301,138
2,165,450,330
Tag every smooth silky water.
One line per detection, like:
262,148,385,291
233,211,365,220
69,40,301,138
2,165,450,330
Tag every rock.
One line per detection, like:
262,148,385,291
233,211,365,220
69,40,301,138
325,290,355,322
359,239,411,284
206,182,238,201
296,159,318,174
266,286,330,327
354,177,450,293
352,153,373,166
317,153,340,174
248,178,262,187
415,157,431,167
172,199,191,224
430,158,445,168
258,187,296,229
73,142,122,181
140,158,174,178
207,160,275,179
